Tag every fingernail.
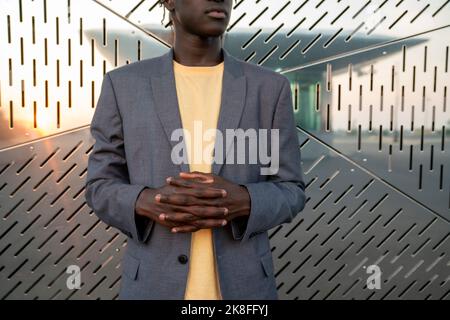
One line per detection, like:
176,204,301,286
223,208,228,215
172,228,177,233
159,214,165,220
221,189,227,197
166,177,172,183
222,220,227,226
155,194,161,202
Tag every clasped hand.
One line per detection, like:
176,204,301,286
135,171,250,233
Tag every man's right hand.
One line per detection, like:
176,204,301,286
135,180,228,232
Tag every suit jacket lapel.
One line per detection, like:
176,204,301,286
212,48,247,176
150,48,189,173
150,47,247,176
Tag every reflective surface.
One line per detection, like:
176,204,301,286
285,26,450,218
0,0,168,149
0,0,449,300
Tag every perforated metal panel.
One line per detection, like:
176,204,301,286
0,0,168,149
0,0,449,300
0,128,125,299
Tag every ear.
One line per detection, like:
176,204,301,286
161,0,175,12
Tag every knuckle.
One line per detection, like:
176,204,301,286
163,194,172,203
197,198,208,206
174,179,185,187
206,207,217,216
209,198,219,206
193,206,206,217
177,195,188,205
213,207,223,216
195,220,206,228
191,220,200,227
183,180,191,186
186,215,195,222
193,190,203,197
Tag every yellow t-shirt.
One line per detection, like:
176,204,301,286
173,59,224,300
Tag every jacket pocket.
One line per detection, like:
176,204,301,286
122,252,140,281
260,250,274,277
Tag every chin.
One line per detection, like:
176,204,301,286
201,27,227,37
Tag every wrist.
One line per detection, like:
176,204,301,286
135,187,157,218
236,184,251,218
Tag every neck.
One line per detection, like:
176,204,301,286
172,31,223,66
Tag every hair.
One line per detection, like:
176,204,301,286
158,0,173,27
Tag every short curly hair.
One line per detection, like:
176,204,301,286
158,0,172,27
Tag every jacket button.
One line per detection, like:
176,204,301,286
178,254,188,264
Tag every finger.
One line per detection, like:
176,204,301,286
156,193,194,205
159,220,185,228
168,179,226,198
167,176,205,186
159,212,198,223
167,176,192,188
156,193,224,206
191,218,228,229
183,205,229,218
179,172,214,183
171,225,199,233
166,203,225,215
154,186,224,206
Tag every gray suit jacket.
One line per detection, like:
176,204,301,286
85,47,306,300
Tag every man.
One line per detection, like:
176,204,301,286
85,0,306,300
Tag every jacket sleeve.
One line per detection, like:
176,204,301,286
85,72,154,243
230,76,306,243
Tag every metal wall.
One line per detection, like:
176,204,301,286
0,0,448,299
